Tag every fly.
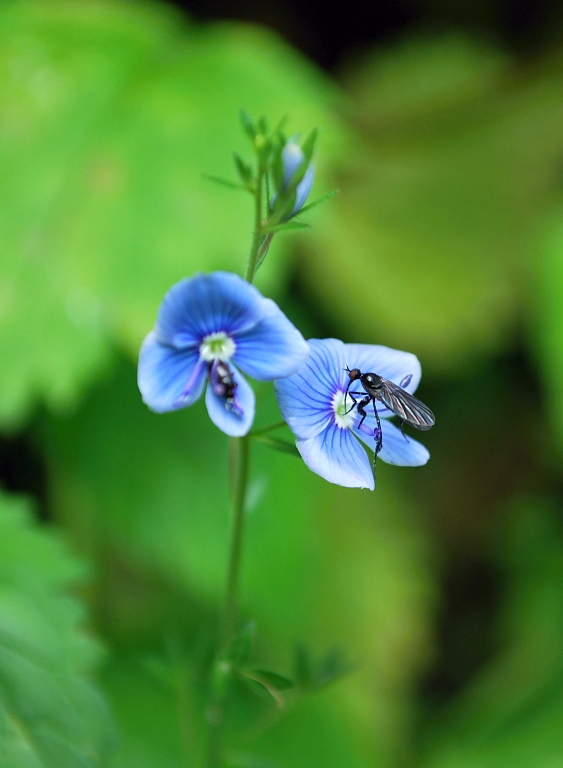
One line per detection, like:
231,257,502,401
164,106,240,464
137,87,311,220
344,366,435,477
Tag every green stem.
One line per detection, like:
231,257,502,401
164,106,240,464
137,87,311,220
203,161,269,768
245,171,265,283
221,436,250,647
204,436,250,767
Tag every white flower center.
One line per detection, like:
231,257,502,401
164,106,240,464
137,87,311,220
199,332,236,362
332,390,355,430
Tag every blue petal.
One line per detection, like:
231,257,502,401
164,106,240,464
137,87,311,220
354,417,429,467
205,364,255,436
234,299,309,380
296,426,374,490
281,142,305,187
274,338,345,439
138,332,206,413
154,272,265,348
292,164,314,214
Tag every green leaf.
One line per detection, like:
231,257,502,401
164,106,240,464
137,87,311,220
233,153,254,185
202,174,248,192
240,109,257,140
421,500,563,768
0,491,115,767
305,34,563,371
292,190,339,218
241,677,281,706
249,670,294,691
293,643,314,688
0,0,344,428
39,357,436,766
241,669,293,707
253,436,301,457
301,127,318,163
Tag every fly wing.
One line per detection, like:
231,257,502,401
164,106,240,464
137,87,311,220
377,378,435,430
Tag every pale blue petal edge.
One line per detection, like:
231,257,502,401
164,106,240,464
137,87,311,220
292,165,314,214
205,365,255,437
296,425,374,490
234,299,309,380
138,332,206,413
354,417,430,467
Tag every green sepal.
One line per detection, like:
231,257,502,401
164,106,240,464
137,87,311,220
226,621,256,667
254,435,301,458
255,135,272,168
233,152,254,185
256,115,269,135
292,189,339,218
250,669,294,690
202,174,250,193
293,642,314,688
242,677,280,705
293,643,347,689
301,127,318,163
241,668,294,706
263,221,310,234
240,109,256,140
270,137,285,191
316,646,347,686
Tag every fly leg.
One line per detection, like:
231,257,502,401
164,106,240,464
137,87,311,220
344,391,366,416
372,399,383,483
398,417,409,442
354,395,372,430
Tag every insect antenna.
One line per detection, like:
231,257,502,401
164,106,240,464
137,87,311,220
343,366,353,410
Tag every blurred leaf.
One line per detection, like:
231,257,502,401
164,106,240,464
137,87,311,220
531,207,563,453
304,35,563,371
38,357,435,765
242,677,283,707
0,491,115,767
100,654,194,768
253,435,301,457
247,670,294,691
420,500,563,768
0,0,345,428
292,644,347,691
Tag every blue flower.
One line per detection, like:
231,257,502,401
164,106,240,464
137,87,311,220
272,141,314,219
275,338,430,490
138,272,309,436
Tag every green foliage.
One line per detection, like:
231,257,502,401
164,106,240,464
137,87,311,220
420,500,563,768
304,35,563,371
37,359,435,765
4,1,563,764
0,491,114,767
0,0,343,429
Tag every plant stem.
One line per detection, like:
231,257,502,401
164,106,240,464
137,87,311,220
204,436,250,767
221,435,250,648
245,170,265,283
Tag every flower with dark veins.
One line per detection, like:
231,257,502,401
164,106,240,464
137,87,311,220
138,272,309,436
275,338,431,490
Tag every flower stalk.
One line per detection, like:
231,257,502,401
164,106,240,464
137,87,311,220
205,162,265,766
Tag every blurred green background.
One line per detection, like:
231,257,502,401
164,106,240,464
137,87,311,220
3,0,563,765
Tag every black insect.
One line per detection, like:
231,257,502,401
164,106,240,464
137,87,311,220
210,360,242,416
344,366,435,475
